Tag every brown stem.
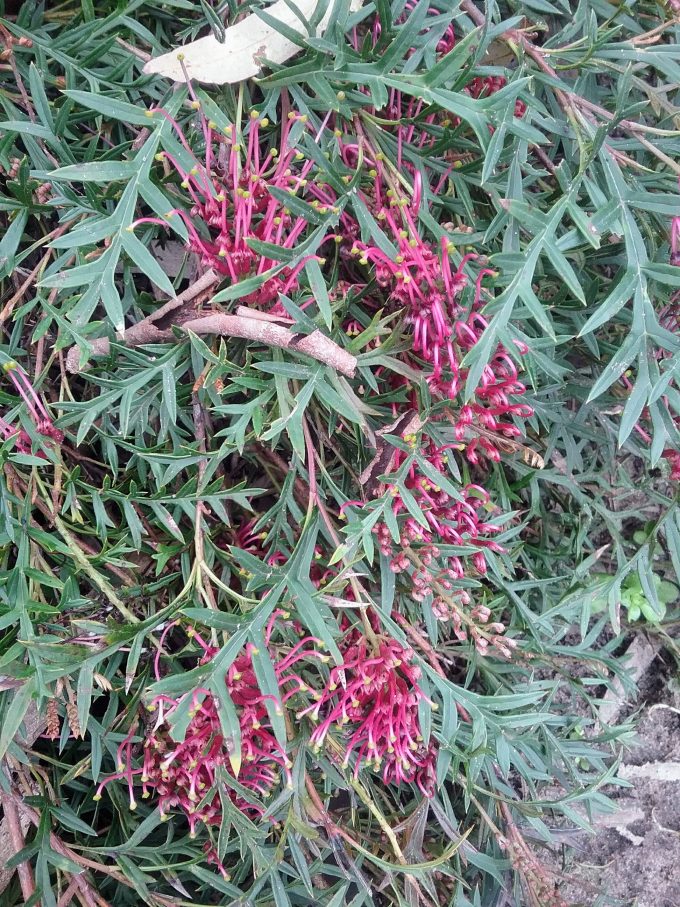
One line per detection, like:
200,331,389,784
65,271,356,377
499,802,570,907
256,444,310,509
65,269,221,371
257,440,378,643
4,51,35,123
57,876,82,907
0,246,55,324
0,790,36,902
531,145,557,176
306,773,417,878
115,36,151,63
460,0,486,27
184,313,356,376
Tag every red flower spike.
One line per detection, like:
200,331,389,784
301,635,437,796
1,362,64,451
134,104,335,310
95,622,325,841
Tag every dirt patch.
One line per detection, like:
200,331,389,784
553,653,680,907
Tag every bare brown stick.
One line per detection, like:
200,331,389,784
234,305,293,323
57,876,82,907
182,314,357,377
0,790,36,902
1,46,35,123
115,36,151,63
531,145,557,176
66,271,357,377
65,269,221,371
0,248,55,324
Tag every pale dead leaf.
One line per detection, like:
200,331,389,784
597,636,659,728
619,762,680,782
144,0,364,85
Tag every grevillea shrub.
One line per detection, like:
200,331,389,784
0,2,679,906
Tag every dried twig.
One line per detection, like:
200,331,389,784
0,246,54,324
0,790,36,902
65,270,357,377
183,313,356,376
57,876,84,907
0,703,44,898
65,269,221,371
115,36,151,63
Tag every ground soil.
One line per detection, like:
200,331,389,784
553,645,680,907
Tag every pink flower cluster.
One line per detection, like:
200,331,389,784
136,63,532,472
317,161,533,462
135,93,333,309
0,361,63,452
94,620,326,835
375,440,504,578
357,10,524,156
299,635,436,796
95,617,438,848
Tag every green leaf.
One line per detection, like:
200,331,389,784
121,229,176,296
0,675,36,761
305,258,333,329
76,661,94,737
48,160,137,182
28,64,55,131
63,90,159,126
249,629,288,749
0,209,28,280
578,270,636,336
587,334,640,403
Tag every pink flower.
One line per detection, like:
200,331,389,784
321,157,533,462
300,635,436,796
1,361,63,451
133,95,335,310
372,441,505,574
94,617,326,839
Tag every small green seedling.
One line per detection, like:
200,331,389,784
619,574,676,623
587,573,677,624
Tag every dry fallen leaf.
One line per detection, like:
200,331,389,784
144,0,364,84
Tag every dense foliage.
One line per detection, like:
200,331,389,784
0,1,679,905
